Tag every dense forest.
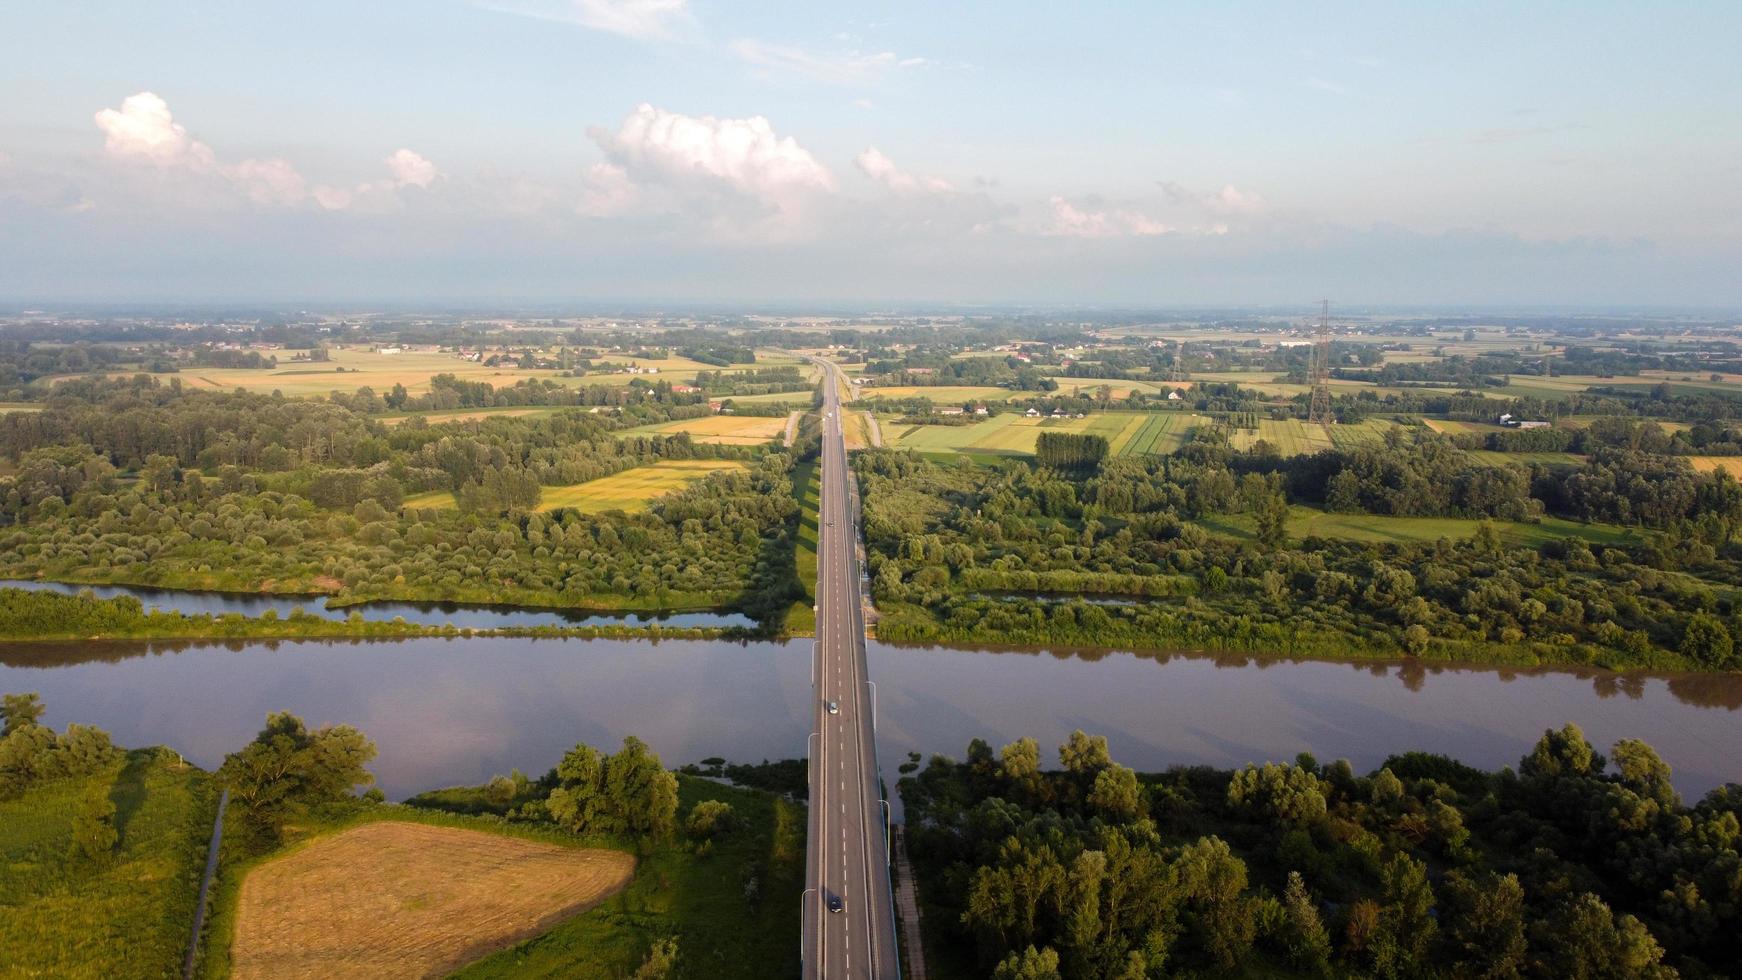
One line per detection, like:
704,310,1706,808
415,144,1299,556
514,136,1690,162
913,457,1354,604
857,433,1742,671
0,378,804,625
904,728,1738,979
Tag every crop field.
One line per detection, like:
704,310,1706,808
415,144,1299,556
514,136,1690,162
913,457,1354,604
153,348,595,397
403,459,745,513
725,389,817,405
229,821,634,980
887,411,1191,457
863,385,1025,403
619,414,789,445
1201,506,1645,549
1108,412,1198,455
1688,456,1742,477
1422,418,1511,436
381,407,559,426
1465,450,1586,468
1327,418,1407,449
1226,419,1337,455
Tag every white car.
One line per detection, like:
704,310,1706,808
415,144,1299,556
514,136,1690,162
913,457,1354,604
826,700,839,715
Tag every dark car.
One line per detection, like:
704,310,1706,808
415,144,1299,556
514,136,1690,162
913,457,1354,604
828,895,845,914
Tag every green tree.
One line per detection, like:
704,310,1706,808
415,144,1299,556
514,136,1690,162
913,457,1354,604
217,712,377,838
1520,723,1603,780
68,783,118,864
1543,893,1674,979
1680,612,1735,668
993,945,1062,980
685,799,735,839
1088,765,1144,822
1059,730,1111,775
1,692,45,736
1441,870,1527,980
631,937,679,979
1281,871,1332,975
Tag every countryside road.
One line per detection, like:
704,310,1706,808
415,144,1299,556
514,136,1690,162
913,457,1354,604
804,358,899,979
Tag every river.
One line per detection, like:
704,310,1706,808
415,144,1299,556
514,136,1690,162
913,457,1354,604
2,629,1736,804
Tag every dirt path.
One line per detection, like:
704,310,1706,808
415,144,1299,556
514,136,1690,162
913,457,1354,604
892,825,928,980
864,411,883,448
183,787,229,980
784,410,801,447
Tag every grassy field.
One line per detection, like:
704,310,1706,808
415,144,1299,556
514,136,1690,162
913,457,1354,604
451,776,805,980
1467,450,1587,468
403,460,746,514
863,385,1025,403
1200,506,1644,548
620,414,789,446
886,411,1190,457
1226,418,1337,455
786,461,819,635
1,750,218,980
725,389,817,405
230,822,633,980
381,407,561,426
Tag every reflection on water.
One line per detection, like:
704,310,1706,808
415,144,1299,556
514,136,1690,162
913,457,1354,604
0,579,755,630
0,635,1736,804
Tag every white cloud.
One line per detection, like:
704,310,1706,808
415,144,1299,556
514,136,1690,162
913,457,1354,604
481,0,696,42
229,157,307,206
730,39,925,86
93,92,439,211
386,148,440,189
94,92,217,170
579,162,638,216
589,103,835,210
1045,197,1171,238
855,147,953,195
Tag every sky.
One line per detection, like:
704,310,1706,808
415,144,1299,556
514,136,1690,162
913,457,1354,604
1,1,1739,309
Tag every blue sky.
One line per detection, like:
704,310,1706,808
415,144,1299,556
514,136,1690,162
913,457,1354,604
2,1,1738,307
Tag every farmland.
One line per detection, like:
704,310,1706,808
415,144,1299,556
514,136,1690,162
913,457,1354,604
619,414,789,446
886,411,1197,457
229,821,635,980
1688,456,1742,477
90,347,804,399
1200,505,1647,549
402,459,747,513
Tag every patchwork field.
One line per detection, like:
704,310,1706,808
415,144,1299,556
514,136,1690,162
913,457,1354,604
620,414,789,445
230,821,634,980
403,459,746,513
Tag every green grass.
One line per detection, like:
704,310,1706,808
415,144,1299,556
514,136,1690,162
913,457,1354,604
1198,505,1646,548
1,749,218,980
448,776,805,979
403,460,747,514
785,461,820,635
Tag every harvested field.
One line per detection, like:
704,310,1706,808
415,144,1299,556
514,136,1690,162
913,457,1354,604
403,459,745,513
1688,456,1742,477
620,414,789,445
885,411,1189,457
230,821,634,980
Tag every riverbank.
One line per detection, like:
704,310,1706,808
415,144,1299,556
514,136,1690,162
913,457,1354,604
0,587,759,644
871,600,1724,674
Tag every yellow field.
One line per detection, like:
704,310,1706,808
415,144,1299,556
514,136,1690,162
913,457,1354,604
885,411,1192,456
381,407,555,426
230,821,634,980
620,414,789,445
1688,457,1742,477
404,459,746,513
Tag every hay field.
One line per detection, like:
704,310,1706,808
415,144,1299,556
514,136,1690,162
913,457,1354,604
164,348,593,397
1688,457,1742,477
381,407,557,426
404,459,745,513
887,411,1187,457
864,385,1023,403
620,414,788,445
230,821,634,980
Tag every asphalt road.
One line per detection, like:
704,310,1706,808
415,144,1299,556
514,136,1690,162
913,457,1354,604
804,360,899,979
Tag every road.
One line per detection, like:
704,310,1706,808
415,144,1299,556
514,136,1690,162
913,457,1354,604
804,358,899,979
